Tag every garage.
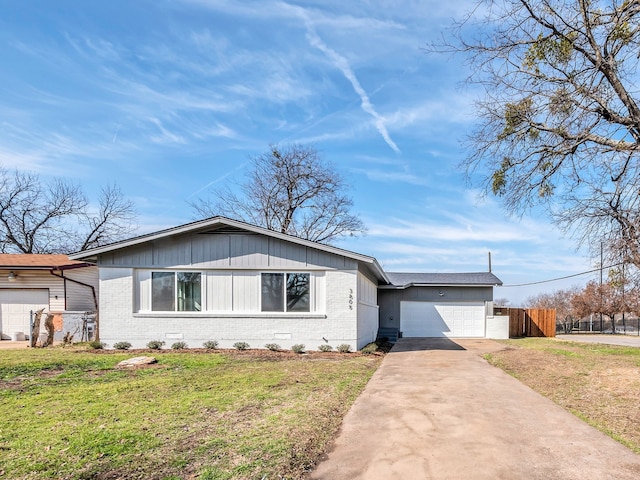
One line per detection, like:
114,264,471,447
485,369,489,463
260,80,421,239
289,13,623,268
400,301,486,338
0,289,49,339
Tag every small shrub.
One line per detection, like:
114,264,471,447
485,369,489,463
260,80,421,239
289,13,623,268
264,343,280,351
88,340,106,350
291,344,305,354
233,342,250,351
318,344,333,352
147,340,165,350
203,340,219,350
360,342,378,355
337,344,351,353
113,341,132,350
171,341,188,350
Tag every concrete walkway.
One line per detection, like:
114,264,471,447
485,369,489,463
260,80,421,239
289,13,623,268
310,338,640,480
0,340,30,349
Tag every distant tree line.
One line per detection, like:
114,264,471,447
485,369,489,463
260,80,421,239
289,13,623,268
524,268,640,332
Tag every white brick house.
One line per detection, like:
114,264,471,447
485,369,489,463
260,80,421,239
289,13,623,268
70,216,505,349
70,217,386,350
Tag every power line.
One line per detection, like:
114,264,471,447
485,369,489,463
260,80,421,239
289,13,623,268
500,262,623,288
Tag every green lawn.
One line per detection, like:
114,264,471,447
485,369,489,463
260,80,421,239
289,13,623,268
485,338,640,453
0,347,382,480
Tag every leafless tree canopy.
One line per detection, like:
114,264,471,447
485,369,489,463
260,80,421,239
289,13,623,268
191,144,365,243
0,168,136,253
525,285,582,320
438,1,640,267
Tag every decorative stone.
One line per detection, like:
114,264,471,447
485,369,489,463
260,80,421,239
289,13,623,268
116,356,157,368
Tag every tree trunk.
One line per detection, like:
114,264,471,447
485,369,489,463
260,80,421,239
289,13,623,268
29,308,45,348
43,313,55,347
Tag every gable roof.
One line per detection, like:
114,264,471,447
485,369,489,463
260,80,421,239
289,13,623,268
69,216,389,283
0,254,94,270
383,272,503,289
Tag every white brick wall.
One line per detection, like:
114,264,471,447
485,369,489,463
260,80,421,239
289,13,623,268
356,272,379,349
99,267,362,351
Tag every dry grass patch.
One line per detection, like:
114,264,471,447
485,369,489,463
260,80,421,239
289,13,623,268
486,338,640,453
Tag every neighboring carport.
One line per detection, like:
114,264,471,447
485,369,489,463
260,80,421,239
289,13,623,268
378,272,503,339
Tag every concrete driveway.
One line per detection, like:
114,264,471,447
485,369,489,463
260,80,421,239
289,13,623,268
310,338,640,480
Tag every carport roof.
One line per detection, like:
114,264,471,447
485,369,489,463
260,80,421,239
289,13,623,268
0,254,94,270
383,272,503,288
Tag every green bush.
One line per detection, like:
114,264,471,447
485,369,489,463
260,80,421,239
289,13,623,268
88,340,106,350
336,344,351,353
233,342,250,351
264,343,280,351
146,340,165,350
360,343,378,355
317,344,333,352
203,340,219,350
171,341,188,350
113,341,132,350
291,344,305,354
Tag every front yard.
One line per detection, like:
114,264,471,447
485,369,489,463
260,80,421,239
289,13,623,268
0,347,382,480
485,338,640,453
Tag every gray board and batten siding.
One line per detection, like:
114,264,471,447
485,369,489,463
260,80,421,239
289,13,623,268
96,231,360,272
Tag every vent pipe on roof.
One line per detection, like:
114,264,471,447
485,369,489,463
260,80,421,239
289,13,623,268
488,252,492,273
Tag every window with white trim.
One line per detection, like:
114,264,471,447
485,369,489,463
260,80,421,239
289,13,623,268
152,272,202,312
261,272,310,312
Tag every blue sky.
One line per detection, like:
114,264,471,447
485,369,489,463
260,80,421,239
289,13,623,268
0,0,599,303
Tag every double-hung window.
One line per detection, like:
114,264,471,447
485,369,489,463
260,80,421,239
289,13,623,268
261,273,310,312
152,272,202,312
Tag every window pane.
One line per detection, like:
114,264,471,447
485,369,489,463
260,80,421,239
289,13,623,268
262,273,284,312
287,273,310,312
152,272,175,311
177,272,201,311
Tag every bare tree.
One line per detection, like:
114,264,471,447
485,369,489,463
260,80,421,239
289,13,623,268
0,168,136,253
191,144,365,243
436,1,640,267
571,281,622,324
78,183,137,251
525,286,581,332
494,297,511,307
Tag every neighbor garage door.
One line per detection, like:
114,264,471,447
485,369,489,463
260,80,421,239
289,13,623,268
401,301,486,338
0,289,49,339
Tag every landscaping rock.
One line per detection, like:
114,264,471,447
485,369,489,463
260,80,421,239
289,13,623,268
116,356,157,368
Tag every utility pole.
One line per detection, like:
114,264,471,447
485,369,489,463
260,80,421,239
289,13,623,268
600,242,603,334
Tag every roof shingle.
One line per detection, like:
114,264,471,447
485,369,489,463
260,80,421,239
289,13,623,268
0,254,92,269
384,272,502,287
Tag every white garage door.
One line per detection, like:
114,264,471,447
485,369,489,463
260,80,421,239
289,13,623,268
401,301,486,338
0,289,49,339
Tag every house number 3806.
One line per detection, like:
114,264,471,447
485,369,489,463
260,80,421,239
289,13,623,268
348,289,353,310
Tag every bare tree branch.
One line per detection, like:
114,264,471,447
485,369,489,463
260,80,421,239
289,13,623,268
0,167,137,253
189,144,366,243
430,0,640,268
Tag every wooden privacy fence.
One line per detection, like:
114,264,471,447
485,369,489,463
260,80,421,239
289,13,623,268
501,308,556,338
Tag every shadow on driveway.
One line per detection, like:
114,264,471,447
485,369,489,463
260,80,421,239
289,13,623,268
391,337,466,352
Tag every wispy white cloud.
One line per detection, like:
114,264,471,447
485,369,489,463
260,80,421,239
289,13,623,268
367,217,534,244
148,118,186,144
350,167,432,186
301,22,400,153
186,162,248,200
